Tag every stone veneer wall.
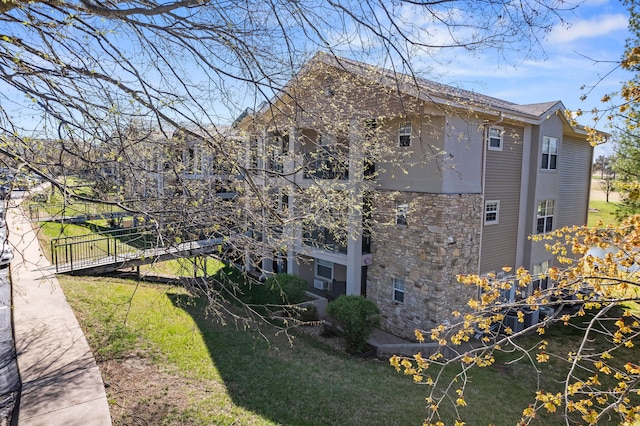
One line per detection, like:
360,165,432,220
366,191,482,339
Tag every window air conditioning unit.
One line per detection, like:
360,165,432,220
503,312,524,334
313,278,329,291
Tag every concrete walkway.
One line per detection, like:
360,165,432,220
8,199,111,425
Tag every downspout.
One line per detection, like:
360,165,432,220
478,112,504,275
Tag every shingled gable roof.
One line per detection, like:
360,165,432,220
243,52,595,137
306,52,565,124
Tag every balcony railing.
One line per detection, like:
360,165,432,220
268,157,284,173
303,151,349,180
303,227,347,254
303,227,371,255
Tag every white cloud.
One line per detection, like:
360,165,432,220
549,13,628,43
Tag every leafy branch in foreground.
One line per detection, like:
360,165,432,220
391,215,640,426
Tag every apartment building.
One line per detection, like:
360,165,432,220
237,53,595,338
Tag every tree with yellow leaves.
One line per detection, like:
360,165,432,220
391,2,640,423
392,216,640,425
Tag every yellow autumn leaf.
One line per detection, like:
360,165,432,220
536,352,550,363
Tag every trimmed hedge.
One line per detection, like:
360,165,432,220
327,295,380,353
264,273,307,304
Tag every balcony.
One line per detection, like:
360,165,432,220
303,227,347,254
302,226,371,255
267,157,284,174
303,151,349,180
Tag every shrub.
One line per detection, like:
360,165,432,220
264,273,308,304
298,303,319,323
327,295,380,353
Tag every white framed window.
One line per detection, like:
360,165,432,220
395,201,408,226
393,278,405,303
541,136,559,170
487,126,503,151
315,259,333,280
532,261,551,293
484,200,500,225
398,123,412,147
536,200,555,234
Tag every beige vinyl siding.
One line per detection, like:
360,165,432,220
375,117,447,193
557,137,592,227
480,125,524,273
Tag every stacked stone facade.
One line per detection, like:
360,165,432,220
366,191,482,339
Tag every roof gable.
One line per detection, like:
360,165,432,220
306,53,566,122
243,52,599,139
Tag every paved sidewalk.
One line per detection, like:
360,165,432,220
8,200,111,425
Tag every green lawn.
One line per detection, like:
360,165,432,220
36,222,95,259
26,180,123,219
61,275,639,425
60,276,429,425
588,200,620,227
140,256,226,278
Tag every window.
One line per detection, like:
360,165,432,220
536,200,554,234
395,201,408,226
399,123,411,147
487,126,503,151
393,278,405,303
250,136,259,168
532,261,550,293
364,119,378,140
273,132,289,155
316,259,333,280
484,200,500,224
541,136,559,170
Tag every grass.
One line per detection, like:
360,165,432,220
588,200,620,227
26,181,123,219
36,222,95,259
61,274,640,425
140,256,226,278
60,276,428,425
38,221,92,239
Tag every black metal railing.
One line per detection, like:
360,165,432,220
302,227,347,254
302,226,371,255
51,224,225,273
302,151,349,180
51,225,156,272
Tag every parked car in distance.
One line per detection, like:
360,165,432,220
0,243,13,267
0,186,9,200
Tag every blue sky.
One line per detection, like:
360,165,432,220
426,0,630,156
290,0,631,157
1,0,631,159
